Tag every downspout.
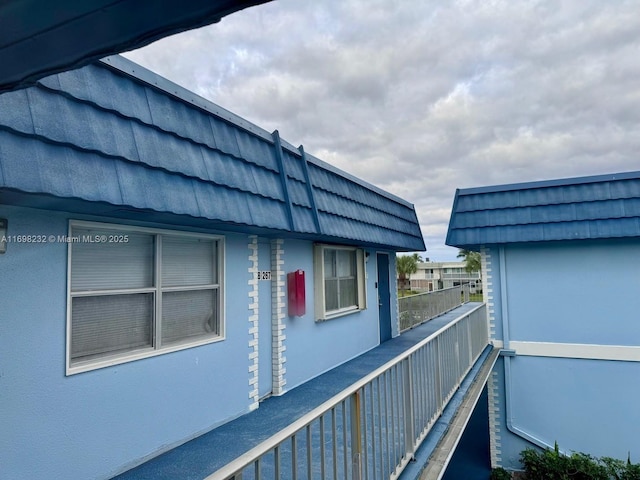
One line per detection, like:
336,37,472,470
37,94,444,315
498,246,556,452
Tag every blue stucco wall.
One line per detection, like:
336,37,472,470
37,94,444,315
0,205,254,479
281,239,383,391
489,240,640,470
504,240,640,345
509,355,640,459
0,205,396,479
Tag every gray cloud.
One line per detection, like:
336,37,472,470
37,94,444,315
124,0,640,260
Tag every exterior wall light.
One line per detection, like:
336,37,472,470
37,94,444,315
0,218,6,254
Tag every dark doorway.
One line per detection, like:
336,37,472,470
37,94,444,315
377,253,392,343
441,385,491,480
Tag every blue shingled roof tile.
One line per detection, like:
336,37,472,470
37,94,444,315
146,88,215,149
233,128,278,172
576,199,624,220
282,150,306,182
115,162,169,213
529,204,575,224
622,198,640,216
208,117,242,159
0,88,34,134
0,131,45,192
192,181,250,225
131,122,210,178
199,146,282,201
610,179,640,199
291,206,317,234
66,153,123,205
0,132,127,205
447,172,640,248
200,147,248,190
286,178,311,208
309,165,416,223
518,187,563,207
249,165,283,201
27,87,69,141
53,64,154,124
592,217,640,238
146,86,193,130
0,56,425,252
245,194,289,230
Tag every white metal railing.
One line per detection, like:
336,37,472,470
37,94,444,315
207,303,488,480
441,272,480,280
399,285,470,332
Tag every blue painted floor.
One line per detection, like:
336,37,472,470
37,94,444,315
113,303,483,480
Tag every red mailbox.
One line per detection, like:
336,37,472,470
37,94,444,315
287,270,306,317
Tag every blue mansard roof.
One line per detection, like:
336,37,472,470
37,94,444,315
446,171,640,250
0,55,425,252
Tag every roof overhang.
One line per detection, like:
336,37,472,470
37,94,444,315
0,0,272,93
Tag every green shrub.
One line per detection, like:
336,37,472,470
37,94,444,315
490,467,512,480
518,443,640,480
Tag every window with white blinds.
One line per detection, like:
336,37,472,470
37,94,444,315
67,221,223,373
314,244,367,321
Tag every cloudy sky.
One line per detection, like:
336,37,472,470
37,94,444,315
124,0,640,261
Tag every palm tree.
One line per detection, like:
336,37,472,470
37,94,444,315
457,249,481,273
396,254,419,295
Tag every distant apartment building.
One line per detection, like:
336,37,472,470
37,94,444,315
409,261,482,293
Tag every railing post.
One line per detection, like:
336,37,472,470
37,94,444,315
403,357,415,460
350,391,362,480
467,313,473,363
435,335,443,409
454,321,461,378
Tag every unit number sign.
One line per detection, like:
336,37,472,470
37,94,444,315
258,271,272,280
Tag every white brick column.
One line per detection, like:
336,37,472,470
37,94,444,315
247,235,259,411
482,247,497,345
271,238,287,396
483,246,502,467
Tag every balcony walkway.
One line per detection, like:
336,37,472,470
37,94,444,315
114,302,489,480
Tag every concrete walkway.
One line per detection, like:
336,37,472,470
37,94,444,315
113,303,484,480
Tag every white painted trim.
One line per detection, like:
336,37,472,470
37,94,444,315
67,337,226,375
481,246,495,341
510,341,640,362
248,235,259,411
487,370,503,468
482,246,502,468
313,244,367,321
271,238,287,396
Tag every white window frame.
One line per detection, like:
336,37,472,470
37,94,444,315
66,220,225,375
314,244,367,321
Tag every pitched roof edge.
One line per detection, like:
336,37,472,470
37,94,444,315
445,188,461,247
98,55,417,210
457,170,640,196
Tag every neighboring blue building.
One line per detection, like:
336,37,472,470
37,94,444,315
447,171,640,472
0,55,425,480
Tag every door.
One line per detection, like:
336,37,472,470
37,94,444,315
377,253,392,343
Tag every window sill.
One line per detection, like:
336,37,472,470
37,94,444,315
316,306,364,322
66,334,225,375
